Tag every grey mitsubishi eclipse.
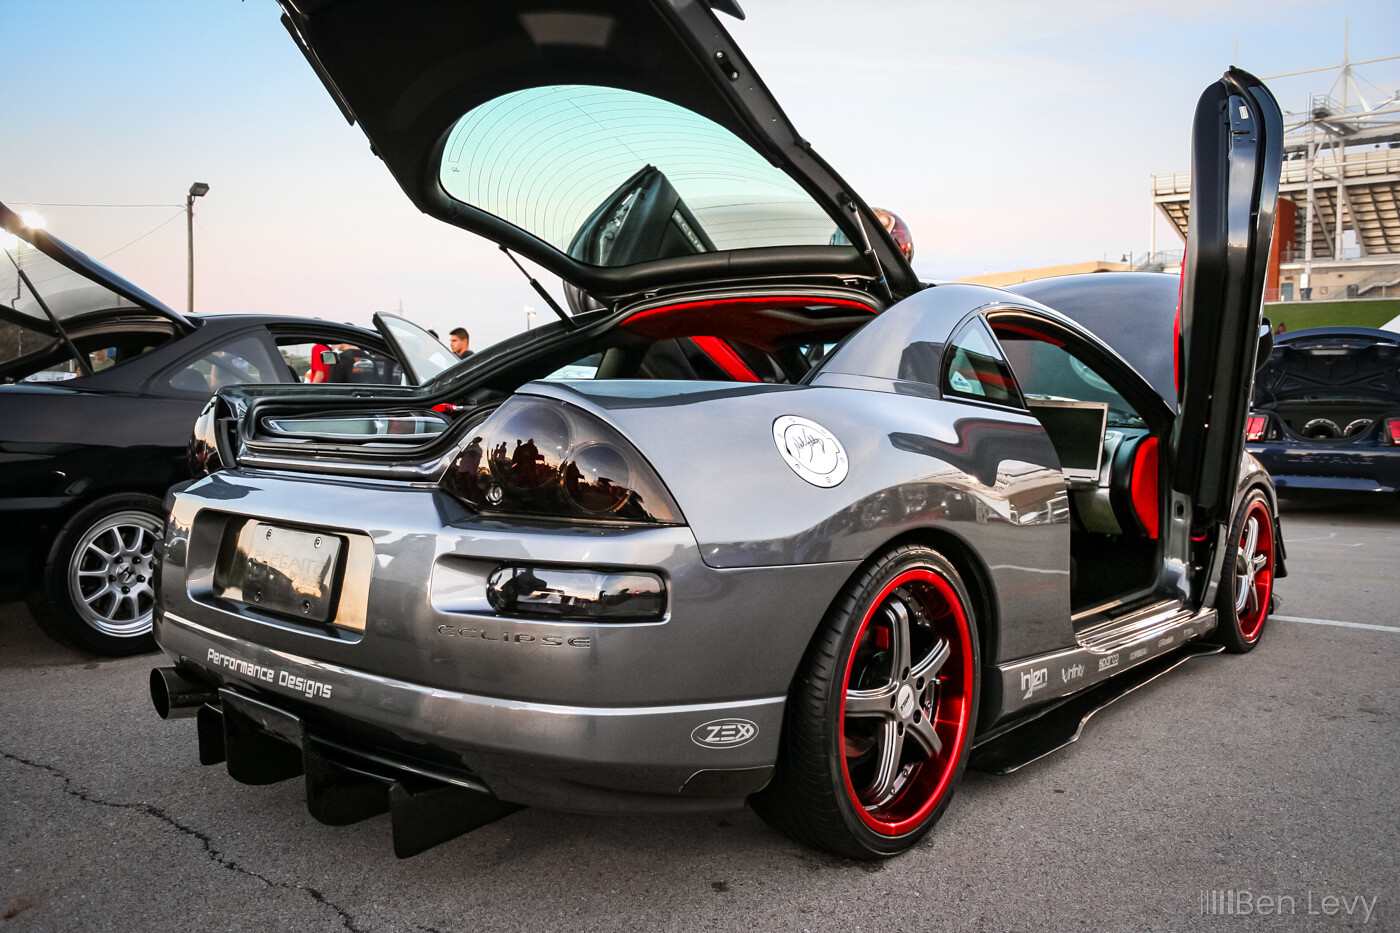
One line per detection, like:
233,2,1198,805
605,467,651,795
150,0,1287,859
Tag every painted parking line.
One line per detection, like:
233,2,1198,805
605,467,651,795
1274,614,1400,634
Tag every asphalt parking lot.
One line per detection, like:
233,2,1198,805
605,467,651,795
2,493,1396,933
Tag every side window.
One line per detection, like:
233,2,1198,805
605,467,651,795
168,334,286,395
992,324,1144,428
276,335,409,386
276,341,322,383
544,352,603,380
941,320,1021,406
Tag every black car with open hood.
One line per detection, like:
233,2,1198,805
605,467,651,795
0,203,450,656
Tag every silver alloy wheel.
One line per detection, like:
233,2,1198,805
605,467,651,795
1233,515,1267,617
66,509,162,637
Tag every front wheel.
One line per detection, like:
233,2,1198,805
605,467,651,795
753,545,979,858
1212,489,1276,653
30,493,164,657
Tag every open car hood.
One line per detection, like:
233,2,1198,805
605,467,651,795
277,0,919,305
1254,327,1400,406
1,202,191,376
1,201,190,335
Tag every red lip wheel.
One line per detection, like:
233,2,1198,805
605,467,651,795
1213,489,1276,653
753,545,979,858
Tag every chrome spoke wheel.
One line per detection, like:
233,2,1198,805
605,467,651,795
66,510,162,638
1231,502,1274,643
840,569,973,835
752,546,979,857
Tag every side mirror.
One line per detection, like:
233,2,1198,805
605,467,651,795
1255,320,1274,372
320,349,339,365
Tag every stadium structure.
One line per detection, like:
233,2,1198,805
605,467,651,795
1151,48,1400,301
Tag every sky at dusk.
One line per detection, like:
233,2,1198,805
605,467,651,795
4,0,1398,349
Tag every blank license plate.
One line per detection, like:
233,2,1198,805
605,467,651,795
242,524,342,622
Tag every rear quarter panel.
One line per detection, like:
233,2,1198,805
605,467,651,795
527,379,1078,663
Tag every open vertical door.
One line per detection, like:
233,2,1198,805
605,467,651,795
1172,69,1283,544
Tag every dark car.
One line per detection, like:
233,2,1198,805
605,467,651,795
1246,327,1400,494
1,203,457,655
149,0,1284,860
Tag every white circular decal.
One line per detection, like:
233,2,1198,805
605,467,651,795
772,416,848,487
691,718,759,748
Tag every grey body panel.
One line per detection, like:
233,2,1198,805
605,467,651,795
162,473,850,708
524,377,1074,662
156,611,783,812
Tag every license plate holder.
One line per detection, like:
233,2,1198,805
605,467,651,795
242,523,342,623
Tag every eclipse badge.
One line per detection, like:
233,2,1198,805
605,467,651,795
773,416,848,487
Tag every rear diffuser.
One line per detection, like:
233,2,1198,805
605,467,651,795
970,642,1225,774
197,688,522,857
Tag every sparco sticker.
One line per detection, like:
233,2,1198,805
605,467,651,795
772,416,848,487
691,719,759,748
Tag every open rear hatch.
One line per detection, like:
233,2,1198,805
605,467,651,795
203,0,923,468
276,0,917,304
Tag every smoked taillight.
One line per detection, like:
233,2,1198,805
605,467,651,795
441,397,684,525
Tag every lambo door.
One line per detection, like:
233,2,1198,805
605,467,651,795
1172,69,1283,596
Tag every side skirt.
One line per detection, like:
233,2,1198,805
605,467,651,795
970,641,1223,774
992,602,1218,720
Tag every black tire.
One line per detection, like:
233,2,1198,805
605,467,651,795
29,493,164,657
752,545,980,859
1212,489,1276,654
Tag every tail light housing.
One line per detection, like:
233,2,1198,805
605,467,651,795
188,395,232,477
1386,418,1400,446
441,397,684,525
1245,414,1269,442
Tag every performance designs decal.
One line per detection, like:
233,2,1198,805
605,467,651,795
206,648,334,699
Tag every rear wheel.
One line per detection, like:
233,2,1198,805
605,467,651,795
753,545,979,858
1212,489,1275,653
30,493,163,657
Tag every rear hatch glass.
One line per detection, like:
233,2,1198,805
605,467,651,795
439,85,838,265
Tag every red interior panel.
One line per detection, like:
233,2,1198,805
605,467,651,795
622,296,874,351
1130,436,1160,539
692,336,760,382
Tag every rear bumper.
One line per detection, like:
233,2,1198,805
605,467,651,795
154,470,856,812
1247,442,1400,494
157,610,780,812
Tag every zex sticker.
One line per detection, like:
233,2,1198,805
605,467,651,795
773,416,848,487
691,719,758,748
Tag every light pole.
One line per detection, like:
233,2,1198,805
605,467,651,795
186,182,209,313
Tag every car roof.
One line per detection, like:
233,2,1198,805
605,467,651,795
186,312,380,335
1005,272,1179,405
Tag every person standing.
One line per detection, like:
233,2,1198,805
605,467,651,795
307,343,332,383
307,342,358,383
449,327,473,359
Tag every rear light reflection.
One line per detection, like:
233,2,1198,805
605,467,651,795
442,397,684,525
487,565,665,622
